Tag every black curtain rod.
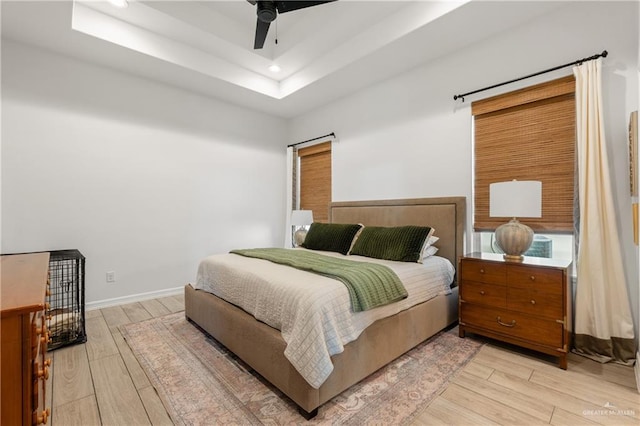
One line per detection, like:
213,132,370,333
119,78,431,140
288,132,336,148
453,50,608,102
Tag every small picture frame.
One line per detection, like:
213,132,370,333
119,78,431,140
630,110,638,196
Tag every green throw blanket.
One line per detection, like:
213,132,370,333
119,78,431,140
230,248,408,312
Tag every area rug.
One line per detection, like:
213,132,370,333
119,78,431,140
121,312,483,425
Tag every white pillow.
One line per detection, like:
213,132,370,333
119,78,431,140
417,229,436,263
423,245,439,258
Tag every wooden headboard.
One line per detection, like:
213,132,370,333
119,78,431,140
329,197,466,273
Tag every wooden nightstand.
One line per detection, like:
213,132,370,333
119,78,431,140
458,252,572,369
1,253,52,425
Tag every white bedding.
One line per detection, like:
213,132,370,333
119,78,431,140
195,248,454,388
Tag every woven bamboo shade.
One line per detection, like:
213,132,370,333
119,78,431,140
298,141,331,223
473,76,575,232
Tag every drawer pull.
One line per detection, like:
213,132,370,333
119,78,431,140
530,275,536,281
37,366,49,380
530,299,536,305
40,332,51,345
497,316,516,327
480,268,485,274
34,408,50,425
36,324,48,336
479,290,485,296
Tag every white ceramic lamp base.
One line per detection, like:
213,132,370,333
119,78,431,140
293,228,308,247
495,218,534,262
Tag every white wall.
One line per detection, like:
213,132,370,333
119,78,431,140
2,2,638,329
289,1,640,332
1,40,287,304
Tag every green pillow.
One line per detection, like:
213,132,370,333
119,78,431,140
301,223,363,255
349,225,434,263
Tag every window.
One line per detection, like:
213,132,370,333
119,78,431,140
472,76,576,258
298,141,331,223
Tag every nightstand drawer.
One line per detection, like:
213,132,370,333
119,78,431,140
507,287,563,319
460,303,564,348
461,260,506,284
507,265,563,289
460,281,506,308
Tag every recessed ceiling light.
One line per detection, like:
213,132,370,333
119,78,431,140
268,64,281,73
108,0,129,9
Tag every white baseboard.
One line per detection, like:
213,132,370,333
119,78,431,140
86,286,184,311
635,351,640,394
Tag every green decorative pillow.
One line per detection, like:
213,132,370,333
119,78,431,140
301,223,363,255
349,225,434,263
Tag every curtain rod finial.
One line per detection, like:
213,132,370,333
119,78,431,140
602,50,608,58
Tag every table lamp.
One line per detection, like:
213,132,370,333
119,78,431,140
290,210,314,247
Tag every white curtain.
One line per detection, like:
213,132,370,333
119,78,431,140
573,59,636,364
284,146,296,248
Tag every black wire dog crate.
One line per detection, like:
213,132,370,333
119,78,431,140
47,249,87,351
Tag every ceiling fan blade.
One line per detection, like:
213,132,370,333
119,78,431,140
254,18,271,49
275,1,336,14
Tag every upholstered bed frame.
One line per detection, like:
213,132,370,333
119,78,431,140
184,197,466,418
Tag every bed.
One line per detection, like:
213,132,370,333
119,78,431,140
184,197,465,418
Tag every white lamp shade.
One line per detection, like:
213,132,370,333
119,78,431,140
490,180,542,218
291,210,314,226
108,0,129,8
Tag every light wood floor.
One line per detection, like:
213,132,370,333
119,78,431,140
412,339,639,425
47,294,639,425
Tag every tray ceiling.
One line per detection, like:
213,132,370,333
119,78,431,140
2,1,568,117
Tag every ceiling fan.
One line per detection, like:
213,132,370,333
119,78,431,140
247,1,336,49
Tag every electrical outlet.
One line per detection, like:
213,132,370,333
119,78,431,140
106,271,116,283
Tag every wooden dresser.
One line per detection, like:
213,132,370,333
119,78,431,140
1,253,52,425
458,252,572,369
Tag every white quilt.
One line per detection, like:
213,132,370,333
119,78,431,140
195,249,454,389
